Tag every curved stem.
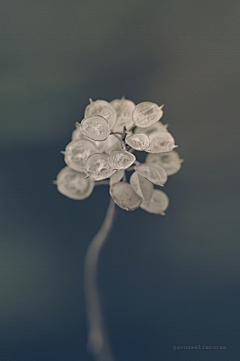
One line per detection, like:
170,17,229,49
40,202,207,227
95,180,109,186
83,198,116,361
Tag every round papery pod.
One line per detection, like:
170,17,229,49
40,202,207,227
109,149,136,170
85,153,116,181
54,166,94,200
80,115,110,141
140,189,169,215
72,125,106,152
63,139,98,172
135,163,167,186
146,131,176,153
84,99,117,129
71,126,84,141
134,121,168,136
125,133,150,151
111,97,135,132
145,151,183,175
129,171,154,201
109,169,125,186
104,134,122,154
133,102,164,128
110,182,142,211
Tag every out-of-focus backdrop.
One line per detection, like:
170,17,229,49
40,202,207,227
1,1,240,360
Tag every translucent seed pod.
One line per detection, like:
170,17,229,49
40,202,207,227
109,169,125,186
129,171,154,201
63,139,98,172
146,131,177,153
110,182,142,211
109,149,136,170
111,97,135,132
104,134,122,154
125,133,150,151
85,153,116,181
145,151,183,175
133,102,164,128
72,125,106,152
140,189,169,215
135,163,167,186
80,115,110,141
55,166,95,200
71,126,84,141
84,99,117,130
134,121,168,136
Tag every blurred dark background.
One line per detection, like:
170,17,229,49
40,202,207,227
1,1,240,360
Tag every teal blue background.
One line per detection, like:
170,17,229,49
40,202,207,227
1,1,240,360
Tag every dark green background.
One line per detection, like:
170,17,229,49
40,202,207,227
1,1,240,360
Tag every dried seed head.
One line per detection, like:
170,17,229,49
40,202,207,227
56,97,181,214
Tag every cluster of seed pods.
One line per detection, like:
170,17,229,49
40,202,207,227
55,98,183,215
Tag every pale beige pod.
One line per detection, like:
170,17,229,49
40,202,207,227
129,171,153,201
55,166,95,200
80,115,110,141
111,97,135,132
125,133,150,151
84,99,117,129
146,131,177,153
109,169,125,186
135,163,167,187
71,126,84,141
85,153,116,181
140,189,169,215
146,151,183,175
110,182,142,211
133,102,164,128
72,125,106,152
109,150,136,170
63,139,98,172
103,134,122,154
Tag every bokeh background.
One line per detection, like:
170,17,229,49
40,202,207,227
1,1,240,360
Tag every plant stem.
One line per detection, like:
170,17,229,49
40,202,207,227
83,198,116,361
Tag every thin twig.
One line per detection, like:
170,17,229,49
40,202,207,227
83,198,116,361
95,180,110,186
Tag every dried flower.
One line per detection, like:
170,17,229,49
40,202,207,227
54,97,183,215
54,96,183,361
